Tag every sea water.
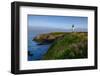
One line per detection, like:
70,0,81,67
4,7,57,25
28,32,50,61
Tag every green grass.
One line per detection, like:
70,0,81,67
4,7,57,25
43,32,88,60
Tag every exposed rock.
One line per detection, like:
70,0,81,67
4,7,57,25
33,32,65,44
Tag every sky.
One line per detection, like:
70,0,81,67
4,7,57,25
28,15,88,29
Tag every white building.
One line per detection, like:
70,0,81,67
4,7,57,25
72,25,75,32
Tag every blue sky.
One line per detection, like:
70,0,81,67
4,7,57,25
28,15,88,29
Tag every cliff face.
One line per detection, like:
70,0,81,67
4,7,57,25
33,32,88,59
33,32,65,44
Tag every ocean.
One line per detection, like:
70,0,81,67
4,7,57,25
28,32,51,61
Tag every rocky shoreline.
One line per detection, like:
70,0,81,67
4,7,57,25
33,32,65,44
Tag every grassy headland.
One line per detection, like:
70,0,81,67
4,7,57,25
33,32,88,59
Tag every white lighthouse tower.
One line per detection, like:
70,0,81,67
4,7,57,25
72,24,75,32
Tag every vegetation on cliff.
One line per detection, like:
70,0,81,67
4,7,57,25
33,32,88,59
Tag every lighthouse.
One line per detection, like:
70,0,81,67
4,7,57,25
72,24,75,32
